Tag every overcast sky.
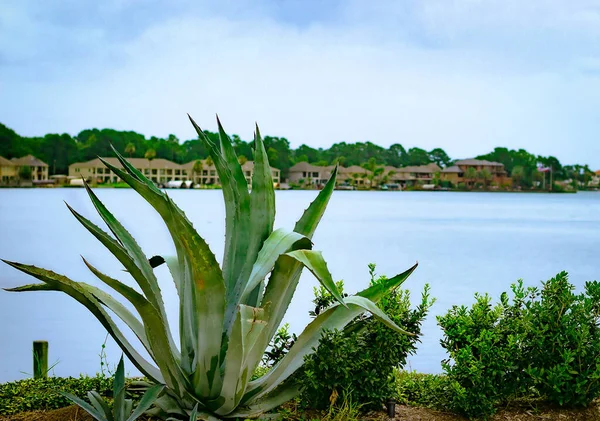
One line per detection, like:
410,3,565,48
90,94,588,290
1,0,600,167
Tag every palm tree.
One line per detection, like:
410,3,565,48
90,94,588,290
144,149,156,183
144,148,156,161
125,143,136,158
362,157,383,189
351,173,360,187
511,166,525,189
205,156,214,167
465,167,477,189
478,168,493,189
238,155,248,165
192,160,204,185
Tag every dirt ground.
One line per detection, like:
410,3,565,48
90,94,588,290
2,404,600,421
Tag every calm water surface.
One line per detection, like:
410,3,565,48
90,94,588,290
1,188,599,382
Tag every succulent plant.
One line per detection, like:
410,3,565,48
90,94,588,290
3,115,417,420
61,355,164,421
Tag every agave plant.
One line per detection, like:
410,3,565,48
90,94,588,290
61,355,164,421
3,115,417,420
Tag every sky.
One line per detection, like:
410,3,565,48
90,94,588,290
1,0,600,168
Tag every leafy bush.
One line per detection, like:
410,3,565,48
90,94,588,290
522,273,600,407
438,290,528,419
394,370,450,410
299,264,434,411
0,375,113,415
438,272,600,419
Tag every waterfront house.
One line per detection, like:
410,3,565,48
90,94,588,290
180,159,280,187
288,162,333,186
69,157,280,187
338,165,368,187
0,154,49,185
387,163,441,187
0,156,18,185
69,157,181,184
441,159,509,187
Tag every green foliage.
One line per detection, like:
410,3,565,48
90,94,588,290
299,264,434,411
3,116,416,420
438,272,600,419
62,356,164,421
0,375,113,416
263,323,297,368
438,291,527,419
18,165,32,180
522,273,600,407
394,370,450,410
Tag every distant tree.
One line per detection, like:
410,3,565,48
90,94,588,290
406,147,432,166
205,156,214,167
428,148,452,168
478,168,493,189
193,160,204,184
362,157,383,189
238,155,248,165
125,143,136,158
18,166,32,180
465,167,478,189
511,166,525,188
144,148,156,161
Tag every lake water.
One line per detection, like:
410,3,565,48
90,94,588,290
1,188,599,382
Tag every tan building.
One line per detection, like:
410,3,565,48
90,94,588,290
387,163,441,187
338,165,369,186
441,159,509,186
289,161,440,188
287,162,332,186
0,156,18,185
180,159,280,186
69,157,280,187
0,154,49,185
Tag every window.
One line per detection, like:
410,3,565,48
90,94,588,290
152,169,157,175
160,169,165,175
75,168,80,173
302,172,307,177
167,169,173,175
175,169,181,175
144,168,150,174
312,172,319,177
245,171,251,176
210,170,215,176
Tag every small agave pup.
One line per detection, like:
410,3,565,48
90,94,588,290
3,115,418,420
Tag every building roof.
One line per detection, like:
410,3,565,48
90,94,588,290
595,170,600,176
289,162,321,172
0,155,14,166
71,157,181,169
396,163,441,173
339,165,367,174
441,165,463,173
455,159,503,167
10,154,48,167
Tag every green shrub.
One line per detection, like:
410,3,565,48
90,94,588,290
438,272,600,419
0,375,113,415
394,370,450,410
438,291,527,419
522,273,600,407
299,264,434,411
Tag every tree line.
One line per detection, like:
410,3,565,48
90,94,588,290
0,122,595,187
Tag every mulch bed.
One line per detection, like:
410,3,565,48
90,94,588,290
2,404,599,420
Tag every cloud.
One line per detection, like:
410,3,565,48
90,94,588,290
1,0,599,167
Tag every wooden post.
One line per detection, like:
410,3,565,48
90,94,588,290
33,341,48,379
